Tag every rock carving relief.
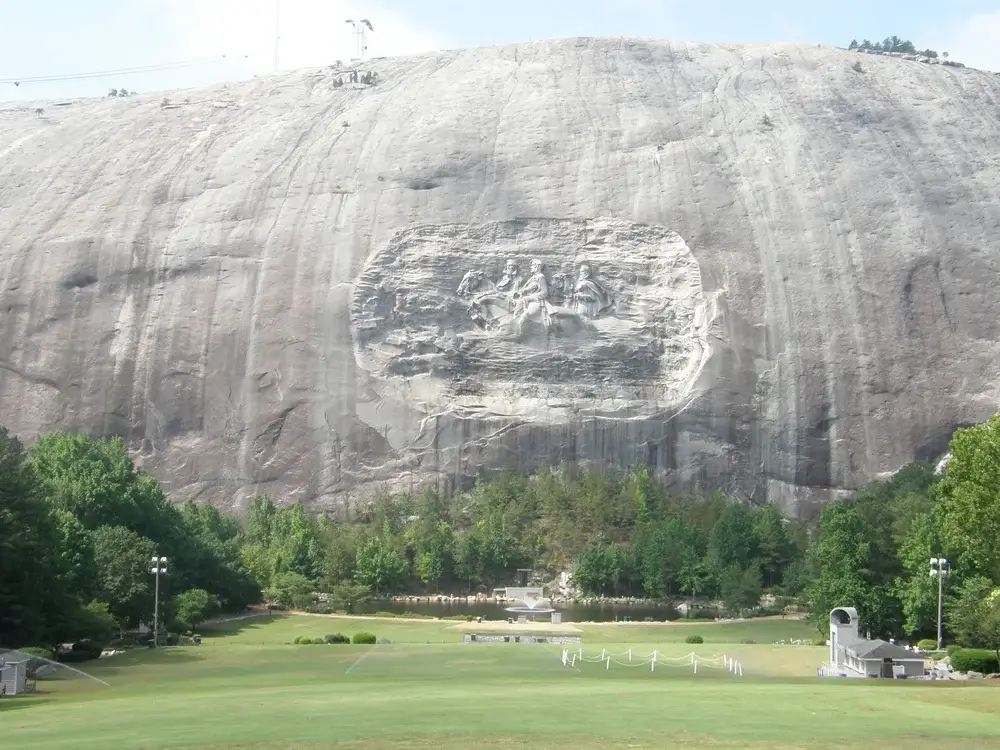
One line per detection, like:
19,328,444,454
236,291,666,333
350,219,718,422
457,258,615,338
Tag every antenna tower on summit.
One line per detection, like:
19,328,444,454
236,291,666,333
346,18,374,61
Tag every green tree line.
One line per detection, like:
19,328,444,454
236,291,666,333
847,36,943,59
805,414,1000,654
1,429,258,652
243,466,812,616
10,412,1000,657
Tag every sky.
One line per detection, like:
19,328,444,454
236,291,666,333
2,1,1000,101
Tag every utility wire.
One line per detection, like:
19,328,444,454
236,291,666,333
1,55,246,86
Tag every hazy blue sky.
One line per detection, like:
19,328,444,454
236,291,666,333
3,1,999,101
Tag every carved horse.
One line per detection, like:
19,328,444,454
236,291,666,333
457,268,596,339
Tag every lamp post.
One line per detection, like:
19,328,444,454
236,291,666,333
150,556,169,647
929,557,951,650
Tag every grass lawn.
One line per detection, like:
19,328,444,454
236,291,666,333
2,614,999,749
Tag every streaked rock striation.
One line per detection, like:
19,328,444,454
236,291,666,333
2,38,1000,517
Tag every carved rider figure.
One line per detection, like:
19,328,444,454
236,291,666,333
571,263,612,318
495,259,522,300
512,259,552,330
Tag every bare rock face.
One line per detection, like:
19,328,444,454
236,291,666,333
2,38,1000,518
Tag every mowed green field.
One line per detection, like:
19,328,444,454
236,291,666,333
3,615,1000,749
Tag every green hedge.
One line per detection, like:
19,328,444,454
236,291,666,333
352,632,377,645
950,649,1000,674
325,633,349,644
685,635,704,644
916,639,938,651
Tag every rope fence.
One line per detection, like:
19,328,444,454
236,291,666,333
562,647,744,676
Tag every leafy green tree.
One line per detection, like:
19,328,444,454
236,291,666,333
677,554,714,600
805,502,878,635
636,517,697,597
90,525,158,635
977,603,1000,666
74,601,117,645
264,571,314,610
170,589,219,631
574,544,630,596
752,505,794,588
50,508,96,598
945,578,1000,664
946,576,995,647
720,561,763,615
30,434,147,531
464,509,520,588
895,512,942,636
415,521,455,590
354,536,406,595
0,428,76,648
935,415,1000,579
708,504,757,572
328,581,371,614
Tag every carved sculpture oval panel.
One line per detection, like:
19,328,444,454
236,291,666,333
350,218,717,421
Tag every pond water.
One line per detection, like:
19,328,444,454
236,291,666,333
354,599,682,623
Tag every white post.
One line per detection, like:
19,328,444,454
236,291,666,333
738,662,743,677
601,648,606,660
690,652,695,664
562,649,567,666
651,651,657,672
571,654,576,667
628,649,632,663
693,657,698,674
606,656,611,670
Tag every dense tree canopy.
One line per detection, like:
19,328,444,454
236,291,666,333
0,431,258,652
8,410,1000,654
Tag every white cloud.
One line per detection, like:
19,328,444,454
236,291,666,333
926,11,1000,72
164,0,449,75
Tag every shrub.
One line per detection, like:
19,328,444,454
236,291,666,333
685,635,704,644
293,636,304,644
73,640,103,658
325,633,349,644
950,649,1000,674
59,641,103,663
352,632,377,645
812,638,828,647
16,646,53,661
740,639,757,644
946,644,963,657
917,639,939,651
852,61,864,73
